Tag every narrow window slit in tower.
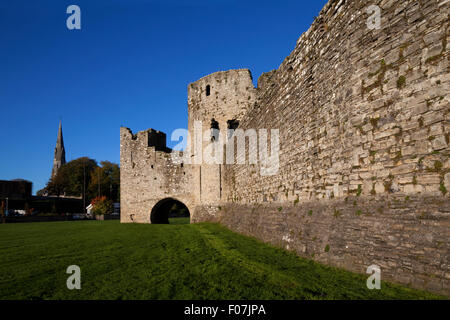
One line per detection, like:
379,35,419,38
227,119,239,139
206,85,211,96
211,118,219,141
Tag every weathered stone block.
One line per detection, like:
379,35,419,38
392,163,416,175
432,136,447,150
404,184,424,193
444,173,450,194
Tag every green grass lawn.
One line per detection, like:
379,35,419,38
0,220,444,300
168,217,190,225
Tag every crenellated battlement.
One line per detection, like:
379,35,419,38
120,127,171,152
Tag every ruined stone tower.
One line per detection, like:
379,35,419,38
187,70,257,208
51,121,66,178
121,0,449,295
120,69,256,223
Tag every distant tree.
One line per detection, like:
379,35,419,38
168,202,189,217
38,158,120,204
88,161,120,202
1,201,5,224
40,157,97,199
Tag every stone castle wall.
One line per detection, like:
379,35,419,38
120,71,257,223
223,0,449,205
120,128,195,223
194,0,450,295
121,0,449,295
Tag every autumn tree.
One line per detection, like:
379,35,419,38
91,196,114,215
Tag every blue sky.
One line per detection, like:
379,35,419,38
0,0,327,194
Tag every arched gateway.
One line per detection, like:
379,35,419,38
150,198,190,224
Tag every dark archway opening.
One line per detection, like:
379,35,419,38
150,198,190,224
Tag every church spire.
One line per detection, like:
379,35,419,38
51,120,66,178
